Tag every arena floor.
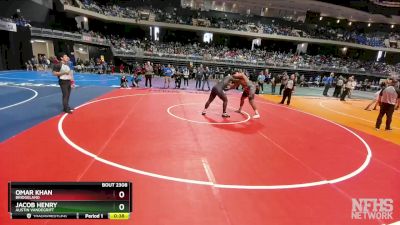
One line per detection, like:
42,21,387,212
0,71,399,225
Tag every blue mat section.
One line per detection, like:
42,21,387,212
0,70,121,87
0,86,37,108
0,85,114,142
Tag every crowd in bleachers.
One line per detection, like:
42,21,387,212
81,0,157,21
73,0,400,49
309,26,391,47
26,26,399,77
110,37,400,75
24,46,394,97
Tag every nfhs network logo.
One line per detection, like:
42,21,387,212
351,198,393,220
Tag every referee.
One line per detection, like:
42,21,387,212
375,78,400,131
279,74,296,105
52,53,74,114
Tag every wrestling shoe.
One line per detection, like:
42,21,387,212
201,110,206,115
222,113,230,118
64,110,73,114
253,114,260,119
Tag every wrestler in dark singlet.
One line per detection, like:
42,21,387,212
202,75,236,117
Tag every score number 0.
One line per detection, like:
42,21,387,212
118,191,126,211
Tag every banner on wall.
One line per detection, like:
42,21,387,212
0,20,17,32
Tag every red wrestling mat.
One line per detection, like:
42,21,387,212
1,88,399,225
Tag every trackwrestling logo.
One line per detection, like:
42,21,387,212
351,198,393,220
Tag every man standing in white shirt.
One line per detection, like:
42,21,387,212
375,78,400,131
348,78,357,99
52,53,74,114
279,74,296,105
144,61,153,88
340,76,354,101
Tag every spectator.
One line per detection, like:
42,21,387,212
144,61,153,88
25,60,33,71
340,76,354,101
174,66,182,89
279,72,288,95
119,64,125,74
333,76,344,98
111,62,115,74
163,64,173,88
264,69,271,84
52,53,74,114
196,65,204,89
257,71,266,93
249,69,258,83
31,56,39,70
323,73,334,96
202,66,211,91
349,78,357,99
120,75,128,88
190,66,196,79
280,74,296,105
183,67,190,87
375,78,400,131
270,75,276,94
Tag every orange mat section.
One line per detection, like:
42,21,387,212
261,94,400,146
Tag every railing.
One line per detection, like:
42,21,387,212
112,48,388,78
30,27,111,46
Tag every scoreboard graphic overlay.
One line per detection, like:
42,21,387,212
8,182,132,219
